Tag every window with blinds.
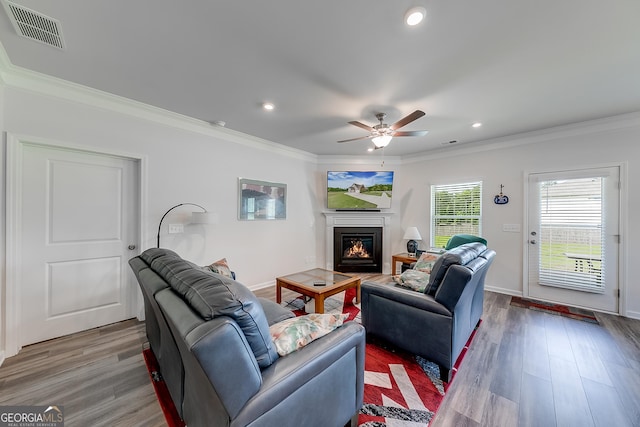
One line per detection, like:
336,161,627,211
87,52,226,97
430,181,482,248
537,177,605,293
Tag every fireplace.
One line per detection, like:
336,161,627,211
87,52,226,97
334,227,382,273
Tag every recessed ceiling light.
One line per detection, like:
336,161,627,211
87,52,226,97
262,102,275,111
405,7,426,26
472,122,483,128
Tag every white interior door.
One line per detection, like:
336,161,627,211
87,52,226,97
527,167,620,313
17,142,139,346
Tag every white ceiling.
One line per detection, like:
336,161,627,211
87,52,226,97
1,0,639,156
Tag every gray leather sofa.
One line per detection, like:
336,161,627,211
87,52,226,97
361,242,495,381
129,248,365,427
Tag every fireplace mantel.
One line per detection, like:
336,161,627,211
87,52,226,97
323,211,394,274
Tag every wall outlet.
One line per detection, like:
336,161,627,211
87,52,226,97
502,223,521,233
168,223,184,234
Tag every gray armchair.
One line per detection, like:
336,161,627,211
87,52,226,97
361,242,495,381
130,248,365,427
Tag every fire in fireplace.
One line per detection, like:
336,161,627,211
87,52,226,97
334,227,382,273
344,239,371,258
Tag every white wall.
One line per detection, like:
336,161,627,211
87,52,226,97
395,115,640,318
315,156,409,259
1,84,319,288
2,62,639,364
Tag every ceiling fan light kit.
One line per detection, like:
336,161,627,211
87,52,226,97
372,135,392,148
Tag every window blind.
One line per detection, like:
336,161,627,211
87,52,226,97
537,177,605,293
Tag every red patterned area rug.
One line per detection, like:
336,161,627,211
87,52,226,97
285,287,477,427
143,287,477,427
510,296,599,324
142,348,185,427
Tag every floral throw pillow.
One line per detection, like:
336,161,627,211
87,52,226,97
269,313,349,356
413,252,440,274
204,258,233,278
393,269,431,293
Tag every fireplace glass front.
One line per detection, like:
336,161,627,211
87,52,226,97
334,227,382,273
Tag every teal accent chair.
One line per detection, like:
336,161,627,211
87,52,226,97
445,234,487,250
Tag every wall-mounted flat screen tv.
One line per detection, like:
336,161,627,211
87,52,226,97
327,171,394,210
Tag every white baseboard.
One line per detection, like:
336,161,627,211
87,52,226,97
624,309,640,320
248,280,276,291
0,350,5,367
484,285,522,297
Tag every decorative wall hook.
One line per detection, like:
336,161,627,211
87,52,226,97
494,184,509,205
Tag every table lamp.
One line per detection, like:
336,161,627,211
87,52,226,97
403,226,422,256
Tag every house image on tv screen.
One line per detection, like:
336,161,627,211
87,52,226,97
348,183,366,193
327,171,394,210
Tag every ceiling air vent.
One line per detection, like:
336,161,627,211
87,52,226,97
3,1,64,49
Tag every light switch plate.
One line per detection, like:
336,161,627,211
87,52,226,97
168,224,184,234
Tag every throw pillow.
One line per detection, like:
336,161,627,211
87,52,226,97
269,313,349,356
413,252,440,274
393,269,431,293
205,258,233,278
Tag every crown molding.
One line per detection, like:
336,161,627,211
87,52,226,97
0,42,317,163
316,154,402,166
401,111,640,164
3,39,638,167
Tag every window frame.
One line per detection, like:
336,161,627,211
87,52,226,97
430,181,483,248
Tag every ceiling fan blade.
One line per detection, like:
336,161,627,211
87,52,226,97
337,135,372,143
348,121,375,132
393,130,429,137
390,110,426,130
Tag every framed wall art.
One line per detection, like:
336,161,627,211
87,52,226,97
238,178,287,220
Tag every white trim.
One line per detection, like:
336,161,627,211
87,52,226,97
484,285,522,297
626,310,640,321
4,134,147,357
0,58,317,163
401,112,640,164
5,134,23,357
522,162,626,316
619,162,629,318
247,279,277,292
323,211,394,274
316,155,403,166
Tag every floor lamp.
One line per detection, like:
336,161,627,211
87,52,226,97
156,203,213,248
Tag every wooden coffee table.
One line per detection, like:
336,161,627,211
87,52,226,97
276,268,361,314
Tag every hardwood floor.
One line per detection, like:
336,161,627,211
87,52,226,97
2,274,639,426
0,319,165,427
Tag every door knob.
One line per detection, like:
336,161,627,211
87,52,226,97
530,240,537,245
128,244,136,250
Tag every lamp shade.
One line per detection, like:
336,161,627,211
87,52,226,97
403,226,422,241
191,211,218,224
372,135,392,148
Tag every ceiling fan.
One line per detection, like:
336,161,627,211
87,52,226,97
338,110,428,148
